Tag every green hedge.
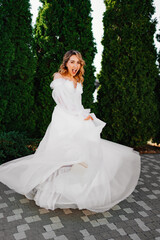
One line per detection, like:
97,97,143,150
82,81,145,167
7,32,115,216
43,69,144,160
0,0,36,137
96,0,159,147
0,131,40,165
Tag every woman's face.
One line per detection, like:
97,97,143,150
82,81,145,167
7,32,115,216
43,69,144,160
66,55,81,77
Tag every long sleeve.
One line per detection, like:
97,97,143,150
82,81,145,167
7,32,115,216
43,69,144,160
50,78,91,118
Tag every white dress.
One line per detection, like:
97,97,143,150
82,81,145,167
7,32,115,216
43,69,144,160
0,78,141,213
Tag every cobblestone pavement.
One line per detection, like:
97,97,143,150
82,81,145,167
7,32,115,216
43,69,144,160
0,154,160,240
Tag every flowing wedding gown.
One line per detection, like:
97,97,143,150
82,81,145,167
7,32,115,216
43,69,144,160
0,77,141,213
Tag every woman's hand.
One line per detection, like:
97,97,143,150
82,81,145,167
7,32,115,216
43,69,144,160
84,115,93,120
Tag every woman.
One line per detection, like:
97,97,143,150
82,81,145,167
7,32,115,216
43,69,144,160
0,50,141,213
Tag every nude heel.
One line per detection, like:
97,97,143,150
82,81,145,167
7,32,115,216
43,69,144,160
79,162,88,168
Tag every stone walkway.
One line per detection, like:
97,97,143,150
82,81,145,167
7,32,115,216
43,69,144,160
0,154,160,240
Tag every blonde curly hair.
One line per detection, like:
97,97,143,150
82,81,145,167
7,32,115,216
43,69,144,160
53,50,85,83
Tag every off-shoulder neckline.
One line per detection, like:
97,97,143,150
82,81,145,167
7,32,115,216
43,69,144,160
54,77,82,89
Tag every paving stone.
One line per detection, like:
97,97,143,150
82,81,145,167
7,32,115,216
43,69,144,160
13,231,26,240
24,215,41,223
19,198,29,204
119,215,128,221
136,201,151,210
111,205,121,210
83,236,96,240
126,196,135,203
135,218,150,231
140,187,150,192
138,211,148,217
51,222,64,230
147,194,157,199
117,228,127,236
39,208,50,214
7,214,22,222
4,190,15,195
80,229,90,237
90,220,100,227
50,216,61,223
0,203,8,209
54,236,68,240
124,208,134,214
43,224,53,232
13,209,23,215
152,183,159,187
82,210,96,216
8,197,16,202
152,190,160,194
81,216,90,222
17,224,30,232
107,223,117,230
102,212,112,218
63,209,72,215
129,233,141,240
42,231,56,239
97,218,108,225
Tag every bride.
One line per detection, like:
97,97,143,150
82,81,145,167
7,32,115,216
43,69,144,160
0,50,141,213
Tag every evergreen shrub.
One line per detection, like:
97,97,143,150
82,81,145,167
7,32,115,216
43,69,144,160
97,0,159,147
0,131,40,164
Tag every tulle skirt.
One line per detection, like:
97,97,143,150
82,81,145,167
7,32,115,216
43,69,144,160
0,106,141,212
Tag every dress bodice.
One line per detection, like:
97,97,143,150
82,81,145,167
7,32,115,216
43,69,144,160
50,77,82,94
50,78,90,118
62,78,83,94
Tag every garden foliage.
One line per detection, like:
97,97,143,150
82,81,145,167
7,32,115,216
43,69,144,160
97,0,159,147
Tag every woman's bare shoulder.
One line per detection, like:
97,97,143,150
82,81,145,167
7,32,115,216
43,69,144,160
53,72,63,80
50,73,64,89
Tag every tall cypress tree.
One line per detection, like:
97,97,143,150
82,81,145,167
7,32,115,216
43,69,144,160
0,1,15,131
34,0,96,137
0,0,36,137
153,31,160,144
97,0,159,147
